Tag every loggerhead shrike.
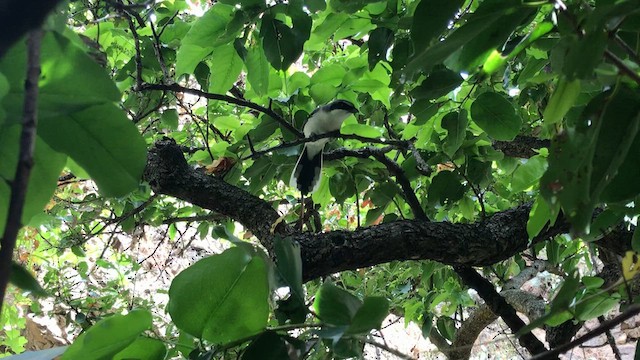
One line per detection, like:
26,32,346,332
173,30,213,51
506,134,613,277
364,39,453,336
290,100,358,195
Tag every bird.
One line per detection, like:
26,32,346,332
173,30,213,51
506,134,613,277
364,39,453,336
290,100,358,195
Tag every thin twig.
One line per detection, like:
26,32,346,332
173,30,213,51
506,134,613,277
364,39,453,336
0,29,43,313
599,315,623,360
244,131,409,160
324,145,427,220
613,34,640,65
373,152,428,221
530,304,640,360
361,337,413,360
604,50,640,86
407,142,432,176
124,11,143,89
447,155,486,219
149,20,171,81
555,0,640,87
139,82,304,138
454,266,549,357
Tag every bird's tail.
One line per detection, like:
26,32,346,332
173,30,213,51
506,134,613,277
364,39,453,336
290,145,323,195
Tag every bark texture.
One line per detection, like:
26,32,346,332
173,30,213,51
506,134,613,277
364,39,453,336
142,138,598,282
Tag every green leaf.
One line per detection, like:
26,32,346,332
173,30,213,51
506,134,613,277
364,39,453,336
62,310,152,360
511,155,547,192
161,109,179,130
601,132,640,202
594,86,640,202
219,0,265,8
209,44,243,94
9,261,48,297
341,123,383,138
541,85,640,233
483,22,554,74
574,293,618,321
260,7,312,70
364,206,385,226
313,282,362,326
310,83,338,105
436,317,456,341
410,100,439,126
241,331,289,360
411,68,463,101
0,72,9,100
310,64,346,87
168,246,270,344
329,0,378,13
273,236,304,304
248,115,278,143
428,171,465,206
305,0,326,12
411,0,464,55
0,32,121,121
543,77,581,125
582,210,625,243
39,104,147,197
562,31,608,80
113,337,166,360
454,4,534,71
470,92,522,141
527,195,555,239
0,126,66,234
175,4,235,75
465,157,492,188
245,45,270,96
404,0,532,75
582,276,604,290
367,27,394,70
441,111,467,157
329,172,355,204
551,272,580,310
345,297,389,335
176,45,213,76
544,310,574,327
307,12,348,50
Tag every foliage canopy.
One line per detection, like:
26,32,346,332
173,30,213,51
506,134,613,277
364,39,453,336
1,0,640,359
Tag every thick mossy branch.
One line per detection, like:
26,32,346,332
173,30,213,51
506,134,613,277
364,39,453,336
144,138,637,282
295,204,572,281
143,139,579,281
144,138,293,251
493,135,550,158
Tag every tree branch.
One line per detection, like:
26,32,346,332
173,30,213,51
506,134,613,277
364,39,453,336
294,203,568,280
143,139,631,283
493,135,550,158
0,30,43,313
530,304,640,360
453,266,550,357
138,83,304,138
144,138,293,251
244,131,409,160
451,289,546,360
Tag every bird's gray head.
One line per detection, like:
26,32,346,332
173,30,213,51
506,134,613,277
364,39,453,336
325,100,358,114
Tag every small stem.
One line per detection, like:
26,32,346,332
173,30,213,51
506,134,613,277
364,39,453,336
0,29,43,313
530,304,640,360
604,50,640,86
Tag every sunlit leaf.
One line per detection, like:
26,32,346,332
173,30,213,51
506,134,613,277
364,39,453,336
168,246,270,343
62,310,152,360
470,92,522,141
